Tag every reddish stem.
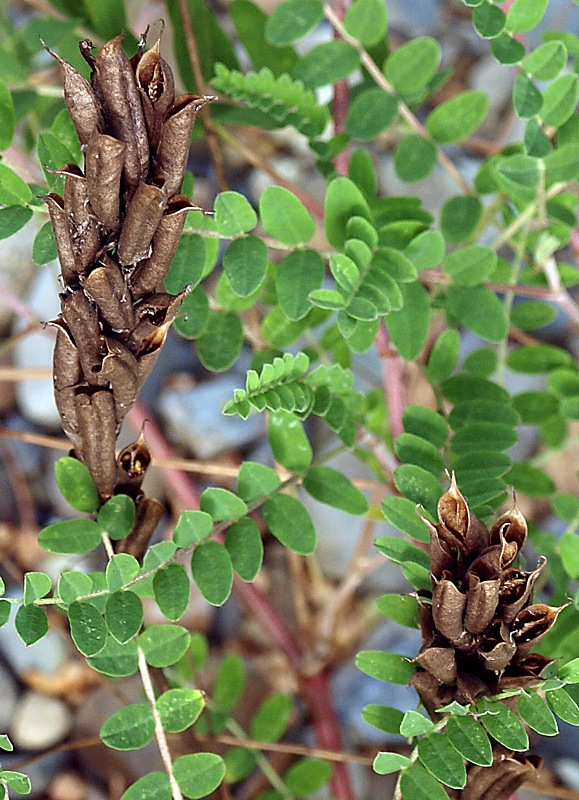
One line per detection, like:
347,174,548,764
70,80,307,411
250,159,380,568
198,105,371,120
332,0,350,176
375,321,405,441
127,401,356,800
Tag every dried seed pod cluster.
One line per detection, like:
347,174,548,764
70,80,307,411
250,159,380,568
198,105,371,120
414,476,560,799
44,32,212,512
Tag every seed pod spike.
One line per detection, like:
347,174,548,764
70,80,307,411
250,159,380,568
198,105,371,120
41,38,100,144
85,133,126,229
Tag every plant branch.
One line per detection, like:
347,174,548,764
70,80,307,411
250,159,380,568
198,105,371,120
126,401,356,800
542,254,579,329
331,0,350,176
137,647,183,800
215,125,326,220
323,4,472,196
375,321,405,442
491,182,567,249
178,0,228,193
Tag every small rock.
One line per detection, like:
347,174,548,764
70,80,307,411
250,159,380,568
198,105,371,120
157,374,265,458
0,662,19,730
10,691,73,750
13,264,61,429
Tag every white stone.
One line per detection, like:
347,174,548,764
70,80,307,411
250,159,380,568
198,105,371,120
10,691,73,750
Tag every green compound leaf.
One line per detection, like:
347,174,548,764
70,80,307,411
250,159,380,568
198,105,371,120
173,510,213,547
405,230,445,270
0,736,12,752
223,236,268,297
447,285,509,344
491,32,526,64
513,73,543,119
200,487,247,521
558,656,579,684
275,250,325,321
294,40,360,89
105,591,143,644
344,0,388,46
259,186,315,246
57,571,92,606
380,496,430,542
386,280,431,360
223,748,256,784
426,90,489,144
400,763,450,800
0,79,15,149
87,636,138,678
546,687,579,725
250,693,293,742
403,405,449,448
0,771,31,795
513,390,559,423
362,704,404,734
225,517,264,582
394,135,437,183
523,41,567,80
507,0,549,32
15,604,48,646
428,328,460,384
213,654,246,714
121,772,172,800
214,191,257,236
153,564,190,622
374,536,430,571
268,410,313,472
0,206,33,240
265,0,323,45
560,532,579,580
373,752,412,775
507,344,572,373
173,753,225,799
211,64,329,138
446,714,493,767
237,461,281,502
472,1,506,38
443,246,498,287
97,495,136,541
39,519,102,555
417,733,466,788
0,163,33,207
399,710,435,738
345,88,398,141
285,758,332,796
451,421,517,455
303,466,368,515
173,286,209,339
356,650,415,684
68,601,107,657
325,176,371,249
32,222,58,266
196,311,243,371
106,554,140,592
394,432,444,476
541,74,579,128
511,300,557,330
164,234,206,295
394,464,443,518
101,704,155,751
23,572,52,605
191,540,234,606
463,348,497,378
385,36,441,93
157,688,205,733
517,691,558,736
263,493,317,555
139,625,191,668
478,699,529,751
440,196,482,244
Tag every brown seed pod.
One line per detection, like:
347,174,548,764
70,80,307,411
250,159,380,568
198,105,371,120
136,34,176,151
75,390,117,498
116,432,152,497
117,180,167,266
464,753,541,800
416,646,457,685
44,194,78,283
130,195,201,298
116,496,164,560
83,261,135,331
464,575,500,635
63,166,101,273
92,34,149,189
432,577,467,644
41,39,100,144
98,339,139,423
154,94,214,197
85,133,126,230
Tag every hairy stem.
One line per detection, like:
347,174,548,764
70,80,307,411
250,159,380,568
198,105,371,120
137,647,183,800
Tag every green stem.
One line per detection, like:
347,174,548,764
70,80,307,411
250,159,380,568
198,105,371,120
496,219,531,386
